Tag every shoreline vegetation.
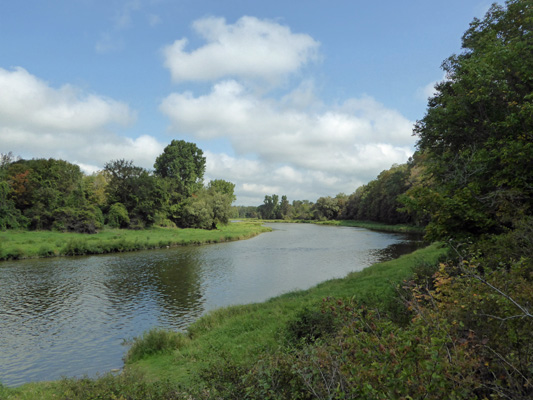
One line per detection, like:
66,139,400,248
0,220,271,261
0,219,420,262
0,241,446,399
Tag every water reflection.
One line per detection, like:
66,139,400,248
0,223,419,386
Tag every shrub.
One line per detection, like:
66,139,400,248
62,238,89,256
125,328,187,363
52,206,103,233
38,244,56,257
285,306,337,346
58,371,183,400
107,202,130,229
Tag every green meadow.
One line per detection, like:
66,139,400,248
0,220,271,261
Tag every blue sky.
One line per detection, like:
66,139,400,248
0,0,492,205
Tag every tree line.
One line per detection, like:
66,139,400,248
237,160,425,225
0,140,235,233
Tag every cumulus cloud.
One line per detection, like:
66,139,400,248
163,82,414,205
204,151,374,206
161,80,413,174
163,16,320,84
416,73,448,101
0,67,163,172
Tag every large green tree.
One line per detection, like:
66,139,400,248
407,0,533,240
154,140,206,197
154,140,206,226
104,159,166,228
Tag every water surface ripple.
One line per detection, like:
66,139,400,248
0,223,419,386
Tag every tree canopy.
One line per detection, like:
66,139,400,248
408,0,533,240
0,141,234,232
154,140,206,197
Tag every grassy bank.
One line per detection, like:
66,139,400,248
313,219,425,234
0,242,446,399
255,218,424,234
0,221,271,261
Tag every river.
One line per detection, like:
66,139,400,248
0,223,420,387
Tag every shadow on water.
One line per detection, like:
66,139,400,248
370,234,427,263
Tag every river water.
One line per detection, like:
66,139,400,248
0,223,419,387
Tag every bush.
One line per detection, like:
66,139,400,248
52,206,103,233
285,305,337,346
62,238,89,256
38,244,56,257
107,202,130,229
125,328,187,363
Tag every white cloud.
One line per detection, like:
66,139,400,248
184,84,414,205
204,151,372,206
0,67,134,130
416,73,448,101
114,0,141,30
161,80,414,178
163,16,320,84
0,67,163,171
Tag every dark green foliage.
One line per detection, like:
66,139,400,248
313,195,342,220
107,202,130,228
343,163,414,225
177,181,235,229
154,139,206,197
58,371,183,400
104,160,166,227
0,158,103,231
285,306,337,346
0,181,27,230
408,0,533,240
258,194,279,219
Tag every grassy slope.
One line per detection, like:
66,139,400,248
127,242,445,386
0,221,271,261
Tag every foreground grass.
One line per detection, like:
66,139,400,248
1,243,445,399
0,221,271,261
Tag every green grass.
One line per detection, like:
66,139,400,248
313,219,425,233
0,221,271,261
251,218,425,234
125,242,446,385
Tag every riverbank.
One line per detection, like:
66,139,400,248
0,220,421,262
313,219,425,234
253,218,424,234
0,221,271,261
0,242,447,399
